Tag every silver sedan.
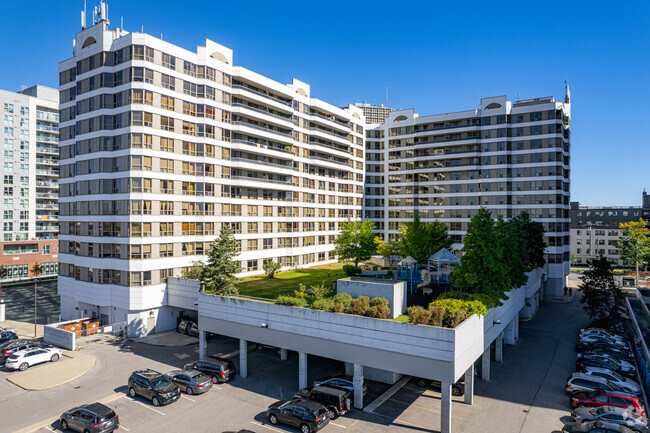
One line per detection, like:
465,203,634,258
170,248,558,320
571,406,649,433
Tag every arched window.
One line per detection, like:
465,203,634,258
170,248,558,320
485,103,502,109
81,37,97,48
210,52,229,64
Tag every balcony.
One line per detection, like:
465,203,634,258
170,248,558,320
231,84,292,107
231,175,293,185
232,120,293,139
36,111,59,122
36,134,59,143
231,102,293,122
310,111,350,128
36,145,58,155
36,168,59,176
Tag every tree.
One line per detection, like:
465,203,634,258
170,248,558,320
451,208,511,303
571,254,579,266
333,219,378,266
376,238,402,268
263,260,282,278
496,216,528,289
399,216,452,264
509,211,547,270
181,260,205,280
200,225,241,296
579,255,620,320
617,219,650,287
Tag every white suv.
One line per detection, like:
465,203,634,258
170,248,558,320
5,347,62,371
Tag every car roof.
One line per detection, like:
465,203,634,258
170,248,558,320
201,358,228,365
83,403,113,415
571,372,608,382
133,369,164,378
312,385,348,396
294,399,326,410
584,367,620,375
12,347,49,356
167,370,184,376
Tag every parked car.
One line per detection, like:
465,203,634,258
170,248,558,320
177,320,199,337
570,390,646,417
184,357,236,383
59,402,119,433
127,369,180,406
166,369,212,395
581,328,625,341
0,339,51,362
0,330,17,345
0,327,16,334
577,358,636,379
313,376,367,399
571,406,649,432
579,335,628,348
578,354,637,373
293,385,352,419
582,348,635,364
577,341,632,355
582,367,642,395
5,347,61,371
267,399,330,433
562,420,635,433
414,374,473,396
566,373,624,394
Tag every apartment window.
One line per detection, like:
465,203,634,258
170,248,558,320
160,116,174,131
263,238,273,250
247,239,258,251
248,222,258,234
161,95,175,111
246,260,258,272
248,205,258,216
161,74,175,90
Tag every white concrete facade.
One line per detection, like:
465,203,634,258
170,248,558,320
56,13,365,334
363,94,572,298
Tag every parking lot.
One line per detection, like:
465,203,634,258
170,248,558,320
0,292,590,433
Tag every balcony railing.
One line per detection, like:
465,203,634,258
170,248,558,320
232,84,292,106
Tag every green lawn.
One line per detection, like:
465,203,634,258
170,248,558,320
236,262,347,299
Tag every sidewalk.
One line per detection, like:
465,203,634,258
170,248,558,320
5,350,96,391
1,319,44,338
135,330,198,346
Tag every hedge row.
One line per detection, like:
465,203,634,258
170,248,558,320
276,293,391,319
406,297,489,328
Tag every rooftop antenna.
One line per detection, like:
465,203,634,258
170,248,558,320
121,16,123,30
81,0,87,29
386,87,389,107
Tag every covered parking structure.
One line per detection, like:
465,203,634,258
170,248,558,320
195,273,541,433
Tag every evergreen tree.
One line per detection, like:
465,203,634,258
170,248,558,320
333,219,378,266
510,211,547,270
579,255,620,320
200,224,241,295
496,216,528,289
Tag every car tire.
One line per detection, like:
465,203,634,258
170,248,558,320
84,429,90,433
417,378,427,387
212,375,219,384
152,397,160,407
186,387,193,395
129,387,136,397
60,419,68,430
328,409,337,420
300,423,311,433
452,386,463,396
269,414,278,425
51,354,59,362
19,362,28,371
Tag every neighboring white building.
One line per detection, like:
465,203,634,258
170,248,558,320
354,103,394,125
0,86,59,283
363,94,572,298
56,7,365,333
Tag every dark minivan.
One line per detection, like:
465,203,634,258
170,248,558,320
184,358,236,383
127,369,180,406
293,386,352,419
267,399,330,433
59,402,119,433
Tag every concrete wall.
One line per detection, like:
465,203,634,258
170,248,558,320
43,318,87,350
166,278,201,310
345,363,403,384
336,277,406,319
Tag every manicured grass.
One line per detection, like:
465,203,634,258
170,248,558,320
236,262,347,299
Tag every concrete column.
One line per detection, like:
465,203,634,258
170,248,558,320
440,381,452,433
495,333,503,362
514,317,519,340
481,347,490,381
280,348,288,361
198,330,206,359
464,364,474,405
353,363,364,409
239,338,248,378
504,318,515,345
298,352,308,389
0,299,5,322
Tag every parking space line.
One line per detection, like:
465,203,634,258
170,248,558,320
181,395,196,402
45,428,56,433
250,420,286,432
119,426,130,431
125,397,165,415
394,418,437,432
329,421,347,428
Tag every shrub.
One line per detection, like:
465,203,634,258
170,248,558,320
329,302,345,313
429,298,465,314
309,283,329,301
444,308,469,328
312,298,334,311
333,293,353,311
276,296,308,308
437,290,469,300
349,296,370,315
371,297,389,307
407,306,431,325
263,260,282,278
343,265,362,276
429,305,445,327
294,284,308,299
462,300,488,316
367,304,391,319
466,293,499,309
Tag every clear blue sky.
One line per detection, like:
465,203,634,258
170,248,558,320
1,1,648,207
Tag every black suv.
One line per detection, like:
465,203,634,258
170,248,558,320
293,386,351,419
127,369,180,406
267,399,330,433
184,358,236,383
60,402,119,433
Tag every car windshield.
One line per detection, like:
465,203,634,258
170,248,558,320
315,407,327,417
97,411,116,422
610,371,625,381
191,373,209,382
590,407,605,415
152,376,172,389
605,380,622,391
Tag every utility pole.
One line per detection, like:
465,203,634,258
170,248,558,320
31,263,42,338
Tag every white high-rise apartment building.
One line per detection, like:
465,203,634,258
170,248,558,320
57,7,365,331
364,94,571,297
0,86,59,283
